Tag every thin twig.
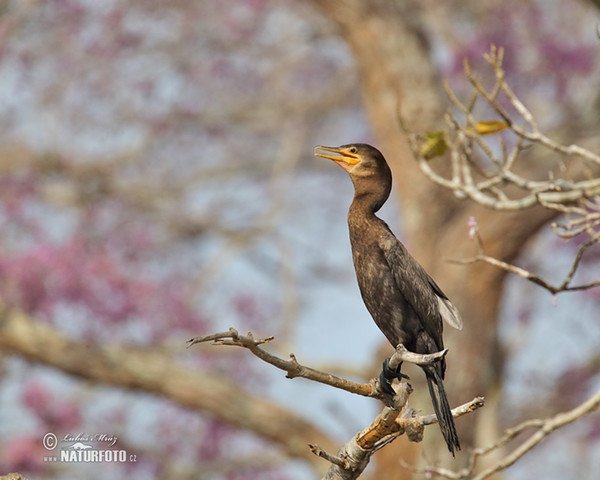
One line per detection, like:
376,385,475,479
309,444,349,470
449,229,600,295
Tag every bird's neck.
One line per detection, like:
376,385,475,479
349,175,391,214
349,187,388,215
348,193,385,231
347,175,392,234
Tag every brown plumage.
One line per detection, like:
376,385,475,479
315,143,463,455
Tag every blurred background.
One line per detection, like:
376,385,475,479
0,1,599,479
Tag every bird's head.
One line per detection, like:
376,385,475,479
314,143,392,210
314,144,386,176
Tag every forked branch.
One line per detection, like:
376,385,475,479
406,387,600,480
452,219,600,295
402,45,600,294
189,328,484,479
188,328,373,398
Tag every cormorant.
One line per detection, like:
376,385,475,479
314,143,463,455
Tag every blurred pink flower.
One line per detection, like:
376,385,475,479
3,435,45,473
22,382,53,413
468,216,479,239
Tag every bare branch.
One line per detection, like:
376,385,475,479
314,391,484,480
188,328,375,398
190,328,484,479
410,45,600,209
403,387,600,480
418,396,485,427
389,343,447,369
315,384,412,480
403,45,600,294
309,444,350,470
189,331,457,403
450,225,600,295
471,387,600,480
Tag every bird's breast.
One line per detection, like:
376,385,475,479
349,227,427,350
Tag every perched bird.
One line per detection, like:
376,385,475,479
314,143,463,455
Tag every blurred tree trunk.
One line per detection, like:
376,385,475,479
309,0,559,475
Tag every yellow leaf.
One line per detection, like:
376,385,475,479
470,120,508,135
418,131,448,160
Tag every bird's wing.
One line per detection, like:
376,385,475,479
427,275,463,330
380,236,463,335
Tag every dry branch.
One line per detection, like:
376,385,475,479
189,328,484,479
188,328,375,398
389,343,447,368
189,331,450,401
313,392,484,480
402,45,600,294
410,387,600,480
451,223,600,295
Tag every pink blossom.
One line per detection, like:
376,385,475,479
22,382,53,413
468,216,479,239
3,435,45,473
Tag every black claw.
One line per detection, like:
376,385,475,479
378,370,396,406
382,358,410,381
379,358,410,406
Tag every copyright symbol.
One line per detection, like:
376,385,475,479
43,433,58,450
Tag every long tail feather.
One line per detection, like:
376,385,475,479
424,365,460,456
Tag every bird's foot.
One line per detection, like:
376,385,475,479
379,358,410,406
382,358,410,382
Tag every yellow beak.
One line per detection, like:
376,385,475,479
314,146,360,171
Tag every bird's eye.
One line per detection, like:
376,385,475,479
349,147,357,154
